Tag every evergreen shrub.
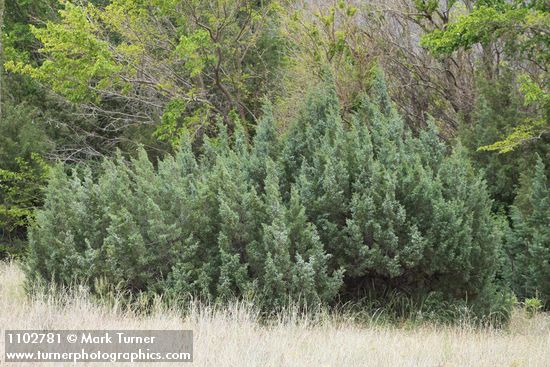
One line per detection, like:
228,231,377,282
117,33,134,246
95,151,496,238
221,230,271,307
27,72,509,319
508,156,550,308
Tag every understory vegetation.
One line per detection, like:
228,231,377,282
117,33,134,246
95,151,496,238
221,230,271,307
1,0,549,326
26,74,514,323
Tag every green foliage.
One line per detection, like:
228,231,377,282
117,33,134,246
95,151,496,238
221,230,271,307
459,73,550,210
508,156,550,307
0,103,52,168
422,1,550,151
279,73,504,316
413,0,440,16
2,0,60,67
421,6,524,56
5,2,124,103
0,154,49,259
524,297,543,318
175,29,212,77
27,74,506,319
0,102,52,259
154,98,189,146
6,0,288,143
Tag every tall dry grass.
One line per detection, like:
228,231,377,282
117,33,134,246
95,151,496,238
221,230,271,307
1,261,549,367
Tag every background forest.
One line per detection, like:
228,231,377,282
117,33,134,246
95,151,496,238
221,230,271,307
0,0,549,324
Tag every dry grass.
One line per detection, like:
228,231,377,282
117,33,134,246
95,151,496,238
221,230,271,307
1,261,550,367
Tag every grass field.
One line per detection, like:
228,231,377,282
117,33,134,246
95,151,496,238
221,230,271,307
1,261,549,366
